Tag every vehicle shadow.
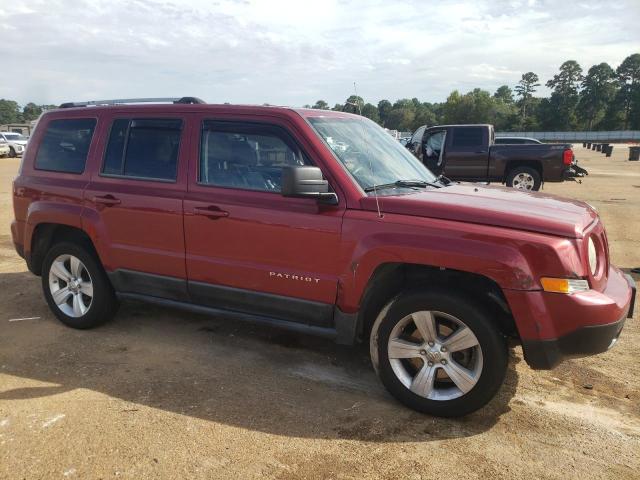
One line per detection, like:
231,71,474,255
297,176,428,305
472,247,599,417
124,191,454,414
0,270,519,442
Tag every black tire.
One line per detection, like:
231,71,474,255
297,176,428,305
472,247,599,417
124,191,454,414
370,290,508,417
42,241,118,329
505,166,541,191
9,147,16,158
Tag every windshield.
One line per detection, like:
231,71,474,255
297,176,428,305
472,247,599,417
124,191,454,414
4,133,28,141
307,116,437,193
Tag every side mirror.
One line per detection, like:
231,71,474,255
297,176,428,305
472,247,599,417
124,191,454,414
281,166,338,205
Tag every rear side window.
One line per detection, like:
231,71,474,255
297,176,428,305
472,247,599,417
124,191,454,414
102,118,182,181
451,127,484,148
34,118,96,173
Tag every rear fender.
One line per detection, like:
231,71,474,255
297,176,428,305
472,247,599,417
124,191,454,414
24,202,84,259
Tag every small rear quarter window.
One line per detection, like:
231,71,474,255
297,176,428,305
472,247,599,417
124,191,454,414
451,127,484,148
34,118,96,174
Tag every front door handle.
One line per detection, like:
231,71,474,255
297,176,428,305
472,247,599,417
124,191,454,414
92,194,121,206
193,206,229,219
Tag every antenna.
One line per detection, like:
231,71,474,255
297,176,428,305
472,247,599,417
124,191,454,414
352,81,382,219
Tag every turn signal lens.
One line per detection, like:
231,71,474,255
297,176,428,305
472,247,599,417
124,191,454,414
540,277,589,294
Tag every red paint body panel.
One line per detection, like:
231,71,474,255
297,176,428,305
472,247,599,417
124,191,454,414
80,111,190,278
10,104,634,354
337,209,583,306
505,265,632,340
360,184,598,239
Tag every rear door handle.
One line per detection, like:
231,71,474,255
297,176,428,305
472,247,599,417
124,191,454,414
193,206,229,219
92,195,121,206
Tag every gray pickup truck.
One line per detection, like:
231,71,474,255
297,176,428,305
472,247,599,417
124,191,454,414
407,124,587,191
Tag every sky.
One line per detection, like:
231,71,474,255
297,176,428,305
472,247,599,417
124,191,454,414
1,0,639,107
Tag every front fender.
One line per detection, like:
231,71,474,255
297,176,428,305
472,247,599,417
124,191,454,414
337,211,580,313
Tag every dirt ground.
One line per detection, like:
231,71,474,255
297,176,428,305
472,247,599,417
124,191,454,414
0,145,639,479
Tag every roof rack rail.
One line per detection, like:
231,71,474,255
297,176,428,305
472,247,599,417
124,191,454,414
59,97,206,108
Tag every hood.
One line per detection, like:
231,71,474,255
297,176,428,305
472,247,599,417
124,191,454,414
360,184,597,238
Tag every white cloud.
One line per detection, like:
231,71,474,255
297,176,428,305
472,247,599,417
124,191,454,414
1,0,639,107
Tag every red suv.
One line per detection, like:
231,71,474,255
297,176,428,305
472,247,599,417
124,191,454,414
11,98,636,417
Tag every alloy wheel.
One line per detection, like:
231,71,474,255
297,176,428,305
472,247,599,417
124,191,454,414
387,310,483,400
48,254,94,317
512,172,535,190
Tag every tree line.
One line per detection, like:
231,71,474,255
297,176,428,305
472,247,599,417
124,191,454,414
0,100,57,125
2,53,638,133
303,53,640,133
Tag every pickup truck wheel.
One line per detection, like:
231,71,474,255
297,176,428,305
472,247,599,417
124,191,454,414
42,242,118,329
506,166,541,191
370,290,507,417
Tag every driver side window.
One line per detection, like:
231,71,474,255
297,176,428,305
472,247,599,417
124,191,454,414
199,122,311,192
424,131,445,159
422,130,446,173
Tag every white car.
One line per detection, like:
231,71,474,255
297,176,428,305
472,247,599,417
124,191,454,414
0,139,10,157
0,132,29,157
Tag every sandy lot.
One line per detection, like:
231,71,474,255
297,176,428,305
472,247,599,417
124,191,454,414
0,146,639,479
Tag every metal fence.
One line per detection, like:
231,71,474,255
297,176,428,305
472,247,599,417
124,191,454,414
495,131,640,142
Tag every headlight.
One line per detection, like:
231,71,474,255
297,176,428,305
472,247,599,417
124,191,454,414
588,236,597,275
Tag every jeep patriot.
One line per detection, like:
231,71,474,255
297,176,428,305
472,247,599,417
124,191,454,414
11,97,636,417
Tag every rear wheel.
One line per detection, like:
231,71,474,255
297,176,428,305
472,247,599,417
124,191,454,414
42,242,118,329
370,290,508,417
506,166,541,191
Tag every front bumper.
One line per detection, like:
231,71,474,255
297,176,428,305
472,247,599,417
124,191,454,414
522,311,627,370
506,267,635,369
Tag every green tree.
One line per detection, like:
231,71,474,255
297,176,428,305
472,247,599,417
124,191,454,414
361,103,380,122
494,85,514,104
343,95,364,114
377,99,392,126
615,53,640,129
0,99,20,124
414,102,437,129
331,103,344,111
514,72,540,120
22,102,43,121
385,99,416,131
312,100,330,110
544,60,583,130
578,63,617,130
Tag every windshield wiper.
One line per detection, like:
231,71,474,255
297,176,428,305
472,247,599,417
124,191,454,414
364,179,440,193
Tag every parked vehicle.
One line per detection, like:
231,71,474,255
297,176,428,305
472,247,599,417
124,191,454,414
494,136,542,145
0,138,9,157
407,124,587,191
12,98,635,417
0,131,29,157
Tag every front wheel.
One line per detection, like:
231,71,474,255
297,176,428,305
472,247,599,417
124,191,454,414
506,166,541,191
8,147,16,158
370,290,508,417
